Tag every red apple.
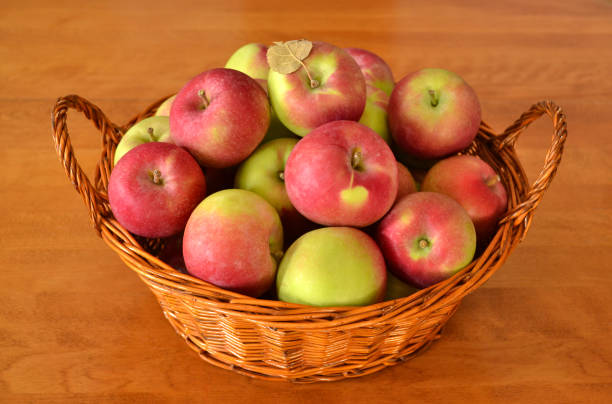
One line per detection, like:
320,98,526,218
376,192,476,288
345,47,394,143
285,120,398,227
108,142,206,238
170,68,270,168
267,41,366,136
183,189,283,297
224,43,294,142
396,161,417,202
421,155,508,243
388,68,481,159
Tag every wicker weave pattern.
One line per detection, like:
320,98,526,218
51,95,567,382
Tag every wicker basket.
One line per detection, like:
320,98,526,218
51,95,567,382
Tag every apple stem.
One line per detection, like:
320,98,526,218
485,175,501,187
278,171,285,181
428,89,439,107
351,149,363,170
198,89,210,109
152,169,162,185
418,239,429,249
147,127,155,141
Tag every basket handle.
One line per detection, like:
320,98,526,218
51,95,123,234
497,100,567,228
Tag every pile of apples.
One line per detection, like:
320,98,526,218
108,40,508,306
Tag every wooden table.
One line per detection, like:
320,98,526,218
2,0,611,402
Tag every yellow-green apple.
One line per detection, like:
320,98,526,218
396,161,417,202
154,94,176,117
385,271,419,300
345,47,394,143
234,138,317,246
284,120,398,227
421,155,508,243
183,189,283,297
388,68,481,159
376,192,476,288
114,116,172,165
276,227,387,306
224,43,269,87
108,142,206,238
267,41,367,136
170,68,270,168
224,43,294,142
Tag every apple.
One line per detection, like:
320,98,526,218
388,68,481,159
224,42,294,142
284,120,398,227
276,227,387,306
154,94,176,117
385,271,419,300
421,155,508,243
170,68,270,168
376,192,476,288
224,43,269,87
158,233,187,273
114,116,172,165
204,165,239,195
396,161,417,202
234,137,316,245
267,41,366,136
108,142,206,238
345,47,394,143
183,189,283,297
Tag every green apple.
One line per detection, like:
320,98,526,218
114,116,172,165
277,227,387,306
234,137,315,245
154,94,176,117
385,271,418,300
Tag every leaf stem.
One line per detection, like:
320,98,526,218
286,46,319,88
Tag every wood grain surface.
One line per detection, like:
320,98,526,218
1,0,611,402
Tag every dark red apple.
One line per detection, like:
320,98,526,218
421,155,508,243
108,142,206,238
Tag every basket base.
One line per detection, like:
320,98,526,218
162,311,448,383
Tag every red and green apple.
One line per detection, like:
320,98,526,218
267,41,366,136
284,120,398,227
376,192,476,288
345,47,394,143
421,155,508,243
170,68,270,168
388,68,481,159
183,189,283,298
